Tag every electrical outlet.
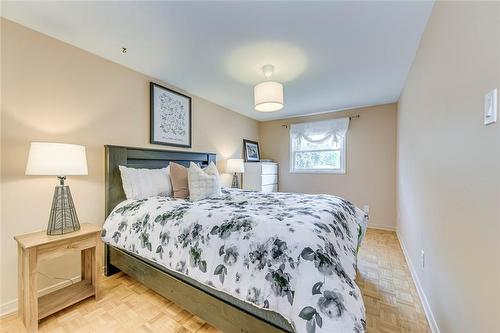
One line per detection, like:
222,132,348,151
421,250,425,268
363,205,369,214
484,88,497,125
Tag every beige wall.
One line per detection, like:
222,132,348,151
397,2,500,332
0,19,259,311
259,104,397,229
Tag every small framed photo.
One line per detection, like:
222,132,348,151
150,82,192,147
243,139,260,162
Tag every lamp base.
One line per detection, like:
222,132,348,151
231,173,240,189
47,181,80,235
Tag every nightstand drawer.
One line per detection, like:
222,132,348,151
37,235,98,260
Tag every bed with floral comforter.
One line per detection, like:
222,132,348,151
102,188,368,333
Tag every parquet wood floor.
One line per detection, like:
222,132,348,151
1,228,430,333
357,229,430,333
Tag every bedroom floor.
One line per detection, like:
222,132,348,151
356,229,430,333
0,229,430,333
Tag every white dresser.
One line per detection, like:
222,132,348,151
243,162,279,192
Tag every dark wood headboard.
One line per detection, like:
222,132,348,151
105,145,216,217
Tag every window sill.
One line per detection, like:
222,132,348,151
289,169,346,175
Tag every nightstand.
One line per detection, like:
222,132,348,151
14,223,103,332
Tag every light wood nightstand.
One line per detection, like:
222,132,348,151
14,223,103,332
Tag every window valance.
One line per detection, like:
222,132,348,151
290,117,350,146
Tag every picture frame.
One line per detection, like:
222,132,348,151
150,82,192,148
243,139,260,162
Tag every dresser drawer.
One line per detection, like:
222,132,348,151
261,174,278,186
261,184,278,193
261,163,278,175
243,162,279,192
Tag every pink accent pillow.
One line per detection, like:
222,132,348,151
169,162,189,198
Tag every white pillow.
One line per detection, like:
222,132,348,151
187,162,222,202
119,165,172,200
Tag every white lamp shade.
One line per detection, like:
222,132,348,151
226,159,245,173
254,81,284,112
26,142,88,176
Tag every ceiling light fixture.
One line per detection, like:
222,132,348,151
254,65,283,112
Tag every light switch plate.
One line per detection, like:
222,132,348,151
484,88,497,125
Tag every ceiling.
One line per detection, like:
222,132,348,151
2,1,434,121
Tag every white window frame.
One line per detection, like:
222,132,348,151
289,120,348,174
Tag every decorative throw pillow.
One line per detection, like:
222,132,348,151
119,165,171,200
169,162,189,199
187,162,222,201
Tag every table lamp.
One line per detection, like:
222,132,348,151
226,159,244,189
25,142,88,235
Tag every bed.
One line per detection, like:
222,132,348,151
103,145,367,333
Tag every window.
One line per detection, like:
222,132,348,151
290,118,349,174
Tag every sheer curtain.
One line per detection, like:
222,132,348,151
290,117,350,147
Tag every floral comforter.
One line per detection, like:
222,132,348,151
102,188,368,333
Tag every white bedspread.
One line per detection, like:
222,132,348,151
102,188,367,333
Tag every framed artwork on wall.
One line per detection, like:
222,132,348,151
150,82,192,147
243,139,260,162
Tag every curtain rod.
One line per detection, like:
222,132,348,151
281,114,360,129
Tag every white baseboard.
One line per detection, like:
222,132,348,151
0,275,81,317
367,223,396,231
396,230,440,333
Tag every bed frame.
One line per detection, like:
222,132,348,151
104,145,292,333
